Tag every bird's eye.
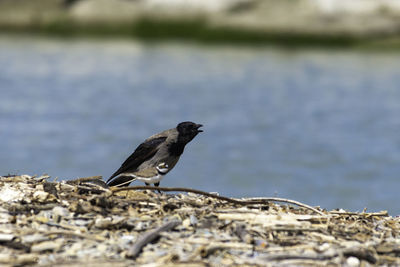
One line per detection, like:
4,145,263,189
159,163,168,168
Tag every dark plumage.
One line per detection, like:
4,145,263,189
107,121,203,187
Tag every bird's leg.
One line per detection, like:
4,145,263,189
154,182,161,194
144,182,153,195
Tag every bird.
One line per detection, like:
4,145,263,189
110,162,169,190
106,121,203,188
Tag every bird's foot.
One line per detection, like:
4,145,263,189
154,182,162,194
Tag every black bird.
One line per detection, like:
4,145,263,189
107,121,203,188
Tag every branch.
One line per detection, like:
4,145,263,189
239,197,325,216
126,220,181,259
111,186,325,215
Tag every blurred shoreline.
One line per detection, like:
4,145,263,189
2,0,400,48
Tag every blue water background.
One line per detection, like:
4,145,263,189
1,36,400,214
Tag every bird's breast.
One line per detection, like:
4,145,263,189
168,142,185,156
133,168,158,178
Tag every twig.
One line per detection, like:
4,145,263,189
126,220,181,259
34,174,51,180
66,176,103,184
265,253,336,261
42,230,106,241
112,186,240,203
111,186,325,215
239,197,325,216
329,211,388,217
75,184,109,194
6,203,60,214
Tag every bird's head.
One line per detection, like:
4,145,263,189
176,121,203,143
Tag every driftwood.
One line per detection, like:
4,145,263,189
127,220,181,259
0,174,398,266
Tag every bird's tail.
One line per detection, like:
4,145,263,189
107,175,137,187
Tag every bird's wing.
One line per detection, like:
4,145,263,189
106,136,167,184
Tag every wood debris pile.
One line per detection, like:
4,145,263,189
0,175,399,266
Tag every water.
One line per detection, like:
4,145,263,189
1,36,400,215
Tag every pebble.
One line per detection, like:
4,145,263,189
190,214,198,226
0,233,14,242
95,217,112,229
346,256,360,267
52,206,70,217
33,191,50,202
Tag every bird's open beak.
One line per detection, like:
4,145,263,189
195,124,203,132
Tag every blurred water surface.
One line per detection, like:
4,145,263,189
1,36,400,214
